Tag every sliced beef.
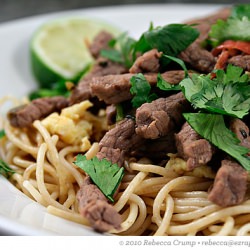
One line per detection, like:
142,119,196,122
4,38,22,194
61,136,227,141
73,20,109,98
179,43,215,73
90,73,133,105
88,30,114,59
228,55,250,72
230,118,250,155
91,70,188,105
135,92,189,139
97,118,143,167
208,159,248,207
129,49,162,73
7,96,69,128
175,122,214,170
77,177,121,232
69,57,128,105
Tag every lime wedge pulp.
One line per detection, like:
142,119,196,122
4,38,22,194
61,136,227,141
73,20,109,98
30,17,121,88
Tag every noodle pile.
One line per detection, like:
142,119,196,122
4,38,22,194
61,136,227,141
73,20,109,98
1,97,250,236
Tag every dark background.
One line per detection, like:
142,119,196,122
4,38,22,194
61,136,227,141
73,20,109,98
1,0,249,23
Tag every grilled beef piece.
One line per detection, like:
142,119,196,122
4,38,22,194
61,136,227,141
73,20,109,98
91,73,133,105
230,118,250,155
77,177,121,232
228,55,250,72
91,70,188,105
175,122,214,170
135,92,189,139
208,159,248,207
179,8,231,73
88,30,114,59
69,57,128,105
129,49,162,73
97,118,143,167
179,43,215,73
8,96,69,128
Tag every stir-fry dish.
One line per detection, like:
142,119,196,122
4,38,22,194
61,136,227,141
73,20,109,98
1,4,250,236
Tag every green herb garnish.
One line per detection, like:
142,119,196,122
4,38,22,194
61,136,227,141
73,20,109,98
180,64,250,118
184,113,250,170
157,73,182,91
100,32,136,68
0,159,15,178
29,79,71,100
101,23,199,69
209,4,250,46
130,73,158,108
74,155,124,202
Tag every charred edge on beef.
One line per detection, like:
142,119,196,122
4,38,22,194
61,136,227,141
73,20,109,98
7,96,69,128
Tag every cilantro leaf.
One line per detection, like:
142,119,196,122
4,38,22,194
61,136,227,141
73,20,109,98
180,64,250,118
184,113,250,171
0,129,5,139
74,155,124,202
231,4,250,19
209,17,250,46
0,159,15,178
130,73,158,108
135,24,199,59
29,79,71,100
100,49,124,64
100,32,136,68
209,4,250,46
101,23,199,68
157,73,182,91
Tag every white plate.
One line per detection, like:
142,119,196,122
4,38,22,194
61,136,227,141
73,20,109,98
0,3,226,236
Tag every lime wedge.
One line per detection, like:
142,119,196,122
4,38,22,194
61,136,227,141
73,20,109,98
30,17,120,88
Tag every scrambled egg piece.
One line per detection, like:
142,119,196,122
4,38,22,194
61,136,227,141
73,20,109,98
42,100,93,151
166,153,215,179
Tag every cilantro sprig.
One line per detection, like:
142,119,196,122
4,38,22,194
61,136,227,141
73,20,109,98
184,113,250,171
74,155,124,202
180,64,250,118
209,4,250,46
100,32,136,68
0,159,15,178
130,73,158,108
101,23,199,69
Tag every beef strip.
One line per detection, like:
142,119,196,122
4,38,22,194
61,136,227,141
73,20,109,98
175,122,214,170
90,70,188,104
69,57,128,105
208,159,248,207
179,43,215,73
88,30,114,59
77,176,121,232
97,117,143,167
228,55,250,72
7,96,69,128
129,49,162,73
135,92,190,139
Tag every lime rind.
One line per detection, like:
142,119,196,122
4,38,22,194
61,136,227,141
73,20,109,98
30,17,121,88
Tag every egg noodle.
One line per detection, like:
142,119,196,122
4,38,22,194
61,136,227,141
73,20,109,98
1,96,250,236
